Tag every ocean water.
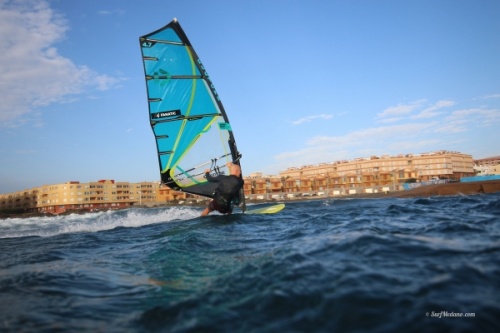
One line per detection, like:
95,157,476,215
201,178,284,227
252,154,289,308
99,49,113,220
1,194,499,333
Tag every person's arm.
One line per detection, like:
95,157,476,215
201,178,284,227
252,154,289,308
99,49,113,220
205,169,218,183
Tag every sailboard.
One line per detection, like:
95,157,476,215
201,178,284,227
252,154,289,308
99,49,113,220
245,204,286,215
139,18,246,211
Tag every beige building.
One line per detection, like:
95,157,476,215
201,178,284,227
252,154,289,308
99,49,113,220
474,155,500,175
474,155,500,167
0,180,187,214
492,164,500,175
280,150,473,180
281,150,472,179
243,150,475,198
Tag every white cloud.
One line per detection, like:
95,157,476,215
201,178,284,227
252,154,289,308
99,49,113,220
433,107,500,133
411,100,455,120
377,116,404,124
446,108,500,126
479,93,500,100
98,9,125,16
291,113,334,125
0,0,121,126
434,121,467,134
268,98,500,172
376,99,456,123
388,139,441,152
274,122,438,168
307,123,432,147
376,100,425,119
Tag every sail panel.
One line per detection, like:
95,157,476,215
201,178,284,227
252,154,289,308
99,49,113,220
140,19,245,208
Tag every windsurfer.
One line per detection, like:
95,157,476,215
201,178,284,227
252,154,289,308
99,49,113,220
201,162,244,216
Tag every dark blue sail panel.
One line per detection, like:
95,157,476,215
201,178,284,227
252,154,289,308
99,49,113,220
139,19,245,208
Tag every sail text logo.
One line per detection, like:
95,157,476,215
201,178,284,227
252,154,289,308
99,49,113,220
151,110,181,119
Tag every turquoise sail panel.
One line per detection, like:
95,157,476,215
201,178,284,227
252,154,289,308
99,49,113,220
139,19,245,208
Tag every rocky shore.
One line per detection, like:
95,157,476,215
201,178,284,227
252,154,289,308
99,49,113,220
2,180,499,219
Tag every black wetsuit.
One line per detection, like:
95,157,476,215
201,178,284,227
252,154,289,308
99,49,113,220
205,172,244,214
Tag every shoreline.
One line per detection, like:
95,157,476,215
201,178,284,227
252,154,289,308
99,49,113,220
248,179,500,202
2,180,499,220
384,179,500,198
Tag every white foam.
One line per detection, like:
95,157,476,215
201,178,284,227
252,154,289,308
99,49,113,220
0,206,201,238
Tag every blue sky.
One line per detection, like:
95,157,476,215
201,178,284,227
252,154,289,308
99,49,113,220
1,0,499,194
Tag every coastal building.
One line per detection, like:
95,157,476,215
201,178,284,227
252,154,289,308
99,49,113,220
157,185,188,202
0,180,187,214
474,155,500,175
242,175,283,199
280,150,473,182
243,150,475,198
280,151,473,181
242,180,253,197
1,150,481,210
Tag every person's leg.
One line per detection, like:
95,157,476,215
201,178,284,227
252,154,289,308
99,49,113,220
219,203,233,215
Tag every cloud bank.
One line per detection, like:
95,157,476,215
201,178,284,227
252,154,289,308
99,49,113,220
292,113,334,125
0,0,120,126
272,98,500,172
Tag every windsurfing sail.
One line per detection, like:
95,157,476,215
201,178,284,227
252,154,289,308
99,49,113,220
139,18,245,211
